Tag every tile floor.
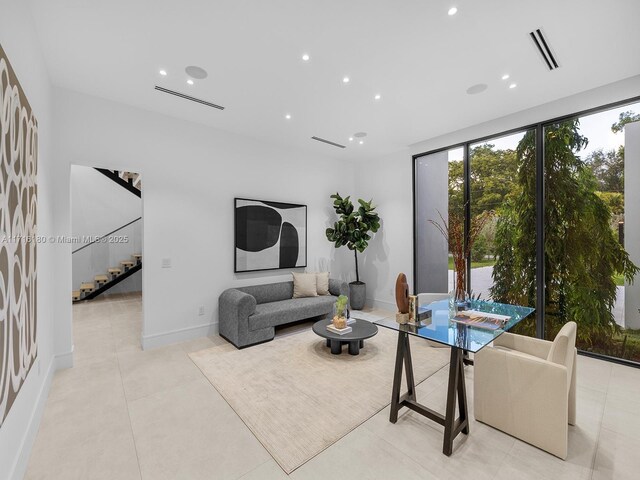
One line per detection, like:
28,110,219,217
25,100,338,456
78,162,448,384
24,294,640,479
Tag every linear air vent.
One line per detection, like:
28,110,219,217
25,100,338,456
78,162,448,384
311,136,346,149
154,86,225,110
529,29,559,71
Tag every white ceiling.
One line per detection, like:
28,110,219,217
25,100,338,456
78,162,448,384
27,0,640,160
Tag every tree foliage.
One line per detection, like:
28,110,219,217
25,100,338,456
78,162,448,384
490,120,639,345
326,193,380,283
611,110,640,133
448,145,519,218
585,147,624,192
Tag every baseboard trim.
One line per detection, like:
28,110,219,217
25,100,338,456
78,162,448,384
142,321,219,350
8,355,57,480
54,347,74,370
367,298,395,311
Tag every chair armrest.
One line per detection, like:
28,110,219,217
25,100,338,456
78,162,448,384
494,332,552,359
474,345,569,458
329,279,349,297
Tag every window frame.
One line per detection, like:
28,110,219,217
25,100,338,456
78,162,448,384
412,94,640,368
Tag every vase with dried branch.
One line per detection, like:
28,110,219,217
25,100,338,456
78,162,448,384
429,208,493,305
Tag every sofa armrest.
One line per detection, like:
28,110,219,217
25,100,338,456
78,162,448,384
220,288,257,317
494,331,552,359
218,289,257,347
329,278,349,297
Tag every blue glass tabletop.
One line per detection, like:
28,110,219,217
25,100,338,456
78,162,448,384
373,299,535,353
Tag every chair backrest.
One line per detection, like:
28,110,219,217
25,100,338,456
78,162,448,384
547,321,577,370
417,293,449,306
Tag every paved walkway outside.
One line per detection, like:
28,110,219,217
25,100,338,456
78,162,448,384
450,266,626,328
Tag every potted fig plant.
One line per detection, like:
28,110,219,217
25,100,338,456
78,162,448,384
326,193,380,310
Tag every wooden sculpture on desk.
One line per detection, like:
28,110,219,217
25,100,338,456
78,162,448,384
395,273,410,324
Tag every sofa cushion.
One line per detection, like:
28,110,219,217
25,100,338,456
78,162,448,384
315,272,330,295
249,296,336,331
292,272,318,298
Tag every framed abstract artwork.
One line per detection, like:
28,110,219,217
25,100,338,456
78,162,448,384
0,44,38,427
234,198,307,273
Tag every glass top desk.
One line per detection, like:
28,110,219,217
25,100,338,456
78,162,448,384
375,299,535,456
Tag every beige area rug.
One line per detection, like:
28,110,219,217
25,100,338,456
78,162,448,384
189,327,450,474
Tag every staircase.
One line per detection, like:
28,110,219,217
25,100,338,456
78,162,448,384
72,254,142,302
94,168,142,197
72,167,143,303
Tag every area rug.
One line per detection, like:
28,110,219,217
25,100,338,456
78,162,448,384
189,326,450,473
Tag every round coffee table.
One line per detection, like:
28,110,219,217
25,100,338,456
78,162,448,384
312,318,378,355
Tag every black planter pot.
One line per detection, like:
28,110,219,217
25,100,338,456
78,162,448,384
349,282,366,310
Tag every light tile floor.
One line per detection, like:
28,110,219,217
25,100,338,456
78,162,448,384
24,294,640,479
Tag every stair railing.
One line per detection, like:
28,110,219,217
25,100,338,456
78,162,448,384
72,217,142,301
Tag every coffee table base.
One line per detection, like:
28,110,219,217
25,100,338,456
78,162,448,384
326,338,366,355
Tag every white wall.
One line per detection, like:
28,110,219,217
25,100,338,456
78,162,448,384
0,1,66,479
356,75,640,309
70,166,142,294
54,88,356,349
625,121,640,329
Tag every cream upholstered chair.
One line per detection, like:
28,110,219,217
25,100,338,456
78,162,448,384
474,321,577,459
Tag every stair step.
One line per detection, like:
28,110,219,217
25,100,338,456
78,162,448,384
72,290,81,301
121,260,135,265
94,274,109,283
132,254,142,259
80,283,95,292
108,268,122,275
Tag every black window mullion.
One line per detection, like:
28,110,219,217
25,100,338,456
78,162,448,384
535,124,545,339
463,143,471,292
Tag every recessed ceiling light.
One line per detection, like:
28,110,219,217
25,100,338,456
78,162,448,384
302,53,310,61
285,114,291,120
349,137,354,142
343,76,350,84
448,7,458,16
359,140,364,145
185,66,208,79
374,94,381,100
509,83,517,89
186,79,194,85
501,74,510,80
159,69,167,76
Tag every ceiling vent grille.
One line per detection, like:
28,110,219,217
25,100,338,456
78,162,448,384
154,86,225,110
529,29,559,71
311,136,346,149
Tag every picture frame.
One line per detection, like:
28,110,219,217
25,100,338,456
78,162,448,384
234,198,307,273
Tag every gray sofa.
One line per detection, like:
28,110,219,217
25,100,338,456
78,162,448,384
219,279,349,348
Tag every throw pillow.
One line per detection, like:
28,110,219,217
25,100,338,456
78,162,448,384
292,272,318,298
316,272,330,295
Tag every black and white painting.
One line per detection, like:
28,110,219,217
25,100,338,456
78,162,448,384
235,198,307,272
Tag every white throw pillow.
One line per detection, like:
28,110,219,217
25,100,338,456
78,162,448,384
292,272,318,298
316,272,330,296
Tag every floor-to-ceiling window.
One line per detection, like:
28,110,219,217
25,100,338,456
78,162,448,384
543,102,640,362
414,97,640,366
468,130,537,336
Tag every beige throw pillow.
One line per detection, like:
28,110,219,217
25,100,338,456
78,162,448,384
292,272,318,298
316,272,330,295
